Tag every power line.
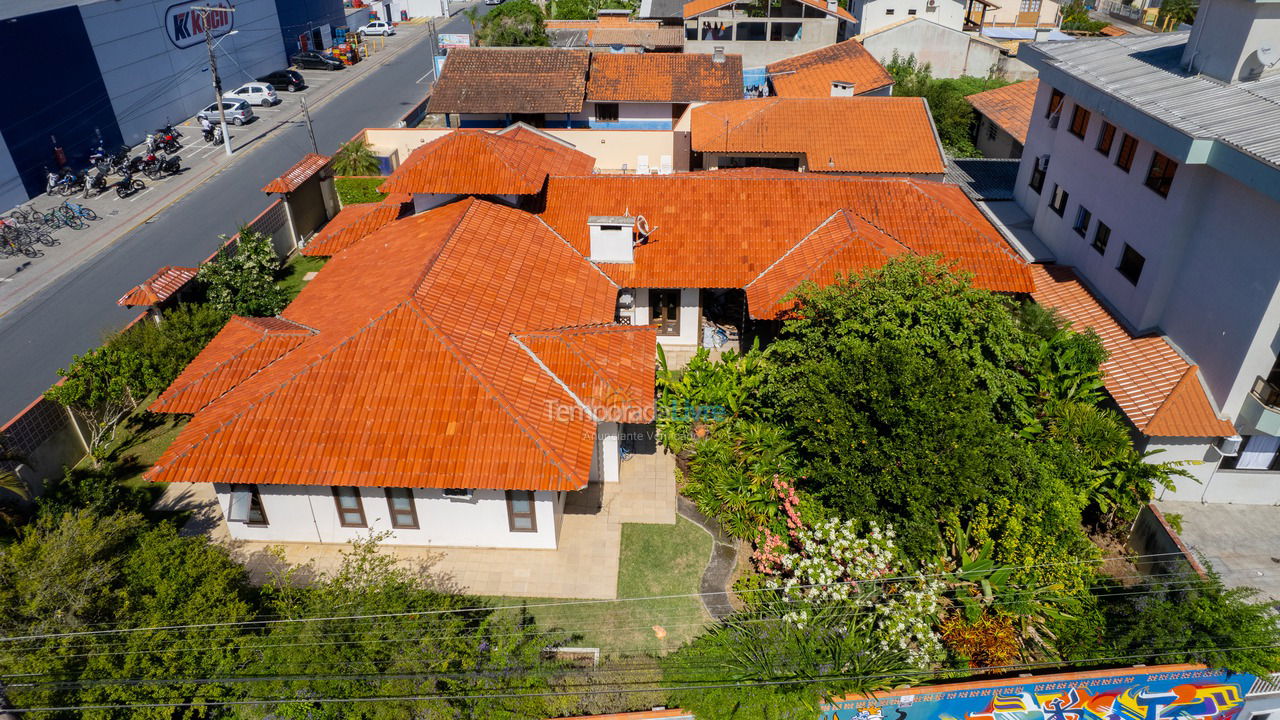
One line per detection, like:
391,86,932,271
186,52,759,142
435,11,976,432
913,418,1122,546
5,643,1279,714
0,551,1213,644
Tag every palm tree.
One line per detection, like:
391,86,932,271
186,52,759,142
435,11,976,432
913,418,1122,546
0,469,28,501
331,139,381,176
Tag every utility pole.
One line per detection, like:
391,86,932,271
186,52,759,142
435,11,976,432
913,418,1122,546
194,5,237,158
300,95,319,154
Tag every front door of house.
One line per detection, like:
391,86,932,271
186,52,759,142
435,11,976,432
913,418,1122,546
651,289,680,336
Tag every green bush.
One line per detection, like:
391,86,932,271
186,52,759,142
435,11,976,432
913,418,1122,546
334,176,388,206
38,463,153,520
109,303,229,394
886,52,1012,157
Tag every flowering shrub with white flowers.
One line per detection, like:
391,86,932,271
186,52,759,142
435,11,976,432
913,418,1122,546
757,518,944,668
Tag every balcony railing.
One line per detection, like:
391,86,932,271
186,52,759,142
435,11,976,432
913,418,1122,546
1252,375,1280,410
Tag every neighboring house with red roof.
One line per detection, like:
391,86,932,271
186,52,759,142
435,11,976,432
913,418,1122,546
689,97,945,176
426,48,744,131
967,79,1039,159
149,127,1034,549
766,38,895,98
681,0,859,67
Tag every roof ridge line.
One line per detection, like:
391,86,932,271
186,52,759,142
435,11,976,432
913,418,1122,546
410,198,476,300
799,211,904,285
744,209,850,289
511,333,600,424
153,319,306,412
533,214,621,290
149,301,414,479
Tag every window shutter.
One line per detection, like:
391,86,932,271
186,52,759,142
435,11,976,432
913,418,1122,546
228,487,252,522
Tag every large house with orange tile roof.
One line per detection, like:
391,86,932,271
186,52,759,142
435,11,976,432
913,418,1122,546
148,126,1034,548
426,48,743,131
1011,11,1280,503
681,0,858,67
689,96,945,176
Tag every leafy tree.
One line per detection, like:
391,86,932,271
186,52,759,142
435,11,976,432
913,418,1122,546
1060,0,1108,32
664,602,914,720
656,342,768,453
1157,0,1197,28
1104,573,1280,675
331,139,381,176
476,0,550,46
46,346,156,461
551,0,635,19
886,52,1011,157
198,227,288,317
108,302,229,393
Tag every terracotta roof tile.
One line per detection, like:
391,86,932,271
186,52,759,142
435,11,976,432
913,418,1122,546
691,97,945,174
378,130,595,196
545,17,685,47
302,201,403,257
745,210,908,315
426,48,590,115
684,0,856,23
117,266,199,307
586,53,743,103
966,79,1039,145
538,173,1032,311
767,39,893,97
517,324,658,424
261,153,329,194
152,316,317,414
1030,264,1234,437
149,199,639,492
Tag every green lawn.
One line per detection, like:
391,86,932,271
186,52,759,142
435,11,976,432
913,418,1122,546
276,254,327,301
489,517,713,657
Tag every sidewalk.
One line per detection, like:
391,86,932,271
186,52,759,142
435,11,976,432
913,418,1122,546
0,22,436,319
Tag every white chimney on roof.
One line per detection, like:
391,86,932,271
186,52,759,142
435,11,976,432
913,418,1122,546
588,216,636,263
713,46,725,63
827,0,838,11
1182,0,1280,83
830,80,855,96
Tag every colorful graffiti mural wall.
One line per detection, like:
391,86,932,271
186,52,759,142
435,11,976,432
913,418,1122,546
823,667,1256,720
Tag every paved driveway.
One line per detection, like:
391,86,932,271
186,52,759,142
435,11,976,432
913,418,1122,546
1157,500,1280,603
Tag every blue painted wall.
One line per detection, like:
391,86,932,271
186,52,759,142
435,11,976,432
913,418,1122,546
0,6,122,201
273,0,348,56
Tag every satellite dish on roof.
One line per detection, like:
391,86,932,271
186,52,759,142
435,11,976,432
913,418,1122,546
1258,44,1280,67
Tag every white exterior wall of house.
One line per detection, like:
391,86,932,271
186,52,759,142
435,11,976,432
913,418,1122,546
857,18,1036,80
982,0,1061,27
630,288,701,347
851,0,966,35
684,12,849,66
213,484,563,548
1015,79,1280,502
587,102,682,131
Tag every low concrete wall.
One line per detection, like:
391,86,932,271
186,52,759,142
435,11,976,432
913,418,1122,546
1126,503,1208,582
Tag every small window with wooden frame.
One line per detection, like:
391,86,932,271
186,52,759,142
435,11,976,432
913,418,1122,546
1068,105,1091,139
385,488,419,530
332,487,367,528
506,490,538,533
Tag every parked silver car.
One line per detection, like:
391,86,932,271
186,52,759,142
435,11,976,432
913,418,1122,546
197,99,255,126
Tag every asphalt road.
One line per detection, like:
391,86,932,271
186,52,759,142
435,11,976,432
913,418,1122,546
0,6,491,420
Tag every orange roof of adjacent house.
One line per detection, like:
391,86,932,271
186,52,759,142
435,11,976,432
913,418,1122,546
117,266,199,307
1030,264,1234,438
544,16,685,47
301,201,403,257
426,48,590,114
966,79,1039,145
586,53,743,103
538,173,1032,314
147,199,657,492
684,0,856,23
261,153,329,194
766,39,893,98
378,130,595,196
690,97,945,174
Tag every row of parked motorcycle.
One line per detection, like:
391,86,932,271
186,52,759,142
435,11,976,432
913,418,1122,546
45,124,191,200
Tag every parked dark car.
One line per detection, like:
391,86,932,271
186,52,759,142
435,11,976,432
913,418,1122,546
256,69,306,92
290,51,344,71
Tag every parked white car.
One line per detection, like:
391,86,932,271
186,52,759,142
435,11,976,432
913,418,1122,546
358,20,396,36
223,82,280,107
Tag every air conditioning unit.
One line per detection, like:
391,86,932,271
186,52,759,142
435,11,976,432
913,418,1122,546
1036,154,1051,171
1218,434,1243,457
1048,111,1061,128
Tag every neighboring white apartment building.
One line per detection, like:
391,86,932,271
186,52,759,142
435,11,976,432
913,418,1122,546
1015,0,1280,503
849,0,969,35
